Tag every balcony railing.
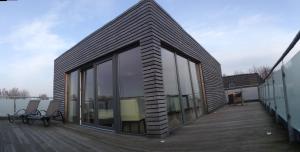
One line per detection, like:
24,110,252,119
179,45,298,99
0,96,52,117
259,31,300,141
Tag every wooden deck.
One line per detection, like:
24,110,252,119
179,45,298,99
0,102,299,152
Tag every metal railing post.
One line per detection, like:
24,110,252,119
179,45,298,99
14,97,16,113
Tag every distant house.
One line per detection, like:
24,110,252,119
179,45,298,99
54,0,225,137
223,73,263,103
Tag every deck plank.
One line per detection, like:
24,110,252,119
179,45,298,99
0,102,299,152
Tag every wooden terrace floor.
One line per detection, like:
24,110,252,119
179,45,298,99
0,102,299,152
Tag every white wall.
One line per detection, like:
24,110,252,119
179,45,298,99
225,86,259,102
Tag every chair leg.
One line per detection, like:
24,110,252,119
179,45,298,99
42,118,47,127
47,119,51,126
27,118,34,125
7,114,14,123
58,111,65,124
22,116,27,124
7,114,11,123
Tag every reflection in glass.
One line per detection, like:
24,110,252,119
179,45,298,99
189,62,204,116
96,60,114,127
118,48,145,134
67,71,78,122
82,68,95,124
161,48,182,129
176,55,196,122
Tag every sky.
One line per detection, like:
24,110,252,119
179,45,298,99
0,0,300,96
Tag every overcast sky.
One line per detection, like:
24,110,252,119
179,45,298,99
0,0,299,96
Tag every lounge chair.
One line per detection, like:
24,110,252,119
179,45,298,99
7,100,40,123
26,100,64,126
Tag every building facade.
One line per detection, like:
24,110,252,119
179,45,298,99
54,0,225,137
223,73,263,103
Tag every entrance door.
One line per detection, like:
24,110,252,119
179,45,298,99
95,60,114,128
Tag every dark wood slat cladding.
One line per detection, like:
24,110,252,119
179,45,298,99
54,0,225,137
140,34,168,136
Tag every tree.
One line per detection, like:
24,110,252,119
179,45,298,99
1,88,8,97
19,90,30,98
248,65,271,79
8,88,20,97
222,65,271,79
0,88,30,98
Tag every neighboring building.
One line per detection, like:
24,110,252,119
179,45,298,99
223,73,263,103
54,0,225,137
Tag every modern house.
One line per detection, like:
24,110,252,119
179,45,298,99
54,0,225,137
223,73,263,103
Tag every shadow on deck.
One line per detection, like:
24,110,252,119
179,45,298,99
0,102,299,152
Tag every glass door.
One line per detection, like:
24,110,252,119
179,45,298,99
81,68,95,124
67,71,79,123
96,60,114,128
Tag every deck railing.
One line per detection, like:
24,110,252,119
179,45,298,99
259,31,300,142
0,96,52,117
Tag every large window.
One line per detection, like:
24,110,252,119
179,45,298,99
189,61,204,116
118,47,145,134
82,68,95,124
96,60,114,127
176,55,196,122
67,71,79,123
161,48,182,129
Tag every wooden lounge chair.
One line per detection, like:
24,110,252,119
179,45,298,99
27,100,65,127
7,100,40,123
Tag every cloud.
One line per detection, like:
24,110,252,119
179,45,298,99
185,14,298,75
0,10,73,96
0,0,120,96
5,16,68,54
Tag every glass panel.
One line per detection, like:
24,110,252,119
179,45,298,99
268,78,275,110
96,60,114,127
272,69,286,121
118,48,145,134
189,62,204,116
176,55,196,122
283,51,300,132
67,71,79,122
161,48,182,129
82,68,95,124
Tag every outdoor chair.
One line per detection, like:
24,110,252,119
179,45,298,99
7,100,40,123
26,100,65,127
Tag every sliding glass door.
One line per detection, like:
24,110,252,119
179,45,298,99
81,60,114,128
67,71,79,123
82,68,95,124
176,55,196,122
189,62,204,116
96,60,114,128
74,46,145,133
118,48,145,134
161,47,205,129
161,48,182,129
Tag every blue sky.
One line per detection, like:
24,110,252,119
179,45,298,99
0,0,299,96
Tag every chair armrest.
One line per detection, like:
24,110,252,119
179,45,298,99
15,109,26,115
38,110,47,116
